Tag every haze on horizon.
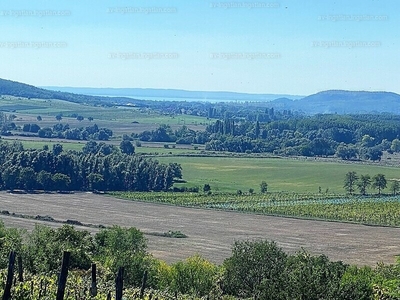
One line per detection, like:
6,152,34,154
0,0,399,95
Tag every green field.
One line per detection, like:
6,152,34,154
1,96,209,137
3,95,400,196
156,156,400,194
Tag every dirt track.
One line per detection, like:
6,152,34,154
0,191,399,266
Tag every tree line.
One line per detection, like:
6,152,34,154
0,141,182,192
131,114,400,160
0,222,398,299
21,122,113,141
344,171,399,195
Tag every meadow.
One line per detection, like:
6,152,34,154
1,96,209,137
156,156,400,194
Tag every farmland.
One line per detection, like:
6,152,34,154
0,191,399,266
0,96,209,137
111,192,400,227
2,93,400,268
156,156,400,194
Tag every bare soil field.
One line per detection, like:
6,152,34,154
0,191,399,266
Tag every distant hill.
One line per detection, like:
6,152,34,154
269,90,400,114
41,86,303,102
0,78,144,107
2,79,400,114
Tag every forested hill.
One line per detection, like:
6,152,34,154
271,90,400,114
0,78,144,107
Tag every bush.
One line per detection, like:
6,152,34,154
171,255,218,297
222,240,288,299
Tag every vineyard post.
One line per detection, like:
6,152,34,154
116,267,124,300
140,270,148,299
17,255,23,282
2,251,16,300
90,263,97,296
56,251,70,300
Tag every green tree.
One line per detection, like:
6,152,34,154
52,143,63,155
390,138,400,152
389,180,400,195
336,266,375,300
36,115,42,121
55,114,62,122
94,226,149,286
344,171,358,194
260,181,268,193
37,170,53,191
286,250,347,299
19,167,37,191
0,221,24,269
357,174,371,195
372,174,387,195
223,240,288,299
2,166,20,191
24,224,93,273
119,140,135,155
52,173,71,191
87,173,104,191
203,183,211,193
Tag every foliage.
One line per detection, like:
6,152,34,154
0,140,181,192
0,222,399,299
285,250,347,299
23,224,93,273
372,174,387,195
357,174,371,195
93,226,149,286
260,181,268,193
222,240,288,299
0,221,25,269
37,122,114,141
171,255,218,297
344,171,358,194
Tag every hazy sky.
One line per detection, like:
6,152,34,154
1,0,398,95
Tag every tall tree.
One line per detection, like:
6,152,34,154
357,174,371,195
371,174,387,195
344,171,358,194
119,140,135,155
389,180,400,195
260,181,268,193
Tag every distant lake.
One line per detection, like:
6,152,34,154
94,95,265,103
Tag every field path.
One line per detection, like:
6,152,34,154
0,191,399,266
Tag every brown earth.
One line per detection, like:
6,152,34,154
0,191,399,266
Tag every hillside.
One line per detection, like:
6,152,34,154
2,79,400,115
41,86,303,102
270,90,400,114
0,78,144,107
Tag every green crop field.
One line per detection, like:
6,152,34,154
111,191,400,227
156,156,400,194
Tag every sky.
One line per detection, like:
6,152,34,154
0,0,399,95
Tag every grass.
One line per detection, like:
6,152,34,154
1,96,209,137
12,135,400,195
156,156,400,194
3,96,400,195
18,140,86,152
